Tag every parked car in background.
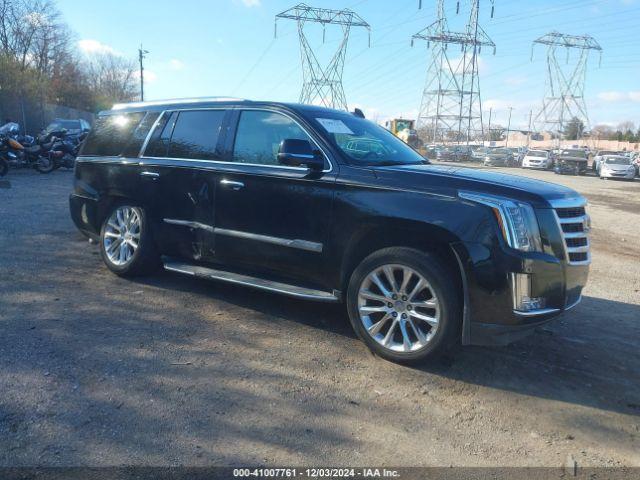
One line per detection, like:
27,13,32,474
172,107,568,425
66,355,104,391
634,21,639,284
471,146,491,162
554,149,589,176
423,145,440,160
69,98,590,364
44,118,91,137
483,148,515,167
437,145,470,162
599,155,636,180
521,149,552,170
632,152,640,175
592,150,619,174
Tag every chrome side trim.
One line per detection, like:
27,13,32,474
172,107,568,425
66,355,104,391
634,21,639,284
163,218,214,233
513,307,561,317
140,171,160,178
214,227,323,253
163,259,338,302
564,295,582,311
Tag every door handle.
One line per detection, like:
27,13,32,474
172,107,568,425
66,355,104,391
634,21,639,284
220,179,244,190
140,171,160,179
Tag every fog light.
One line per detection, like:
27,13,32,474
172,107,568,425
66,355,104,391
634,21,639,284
512,273,546,312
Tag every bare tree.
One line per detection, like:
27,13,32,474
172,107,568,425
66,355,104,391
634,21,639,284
83,52,138,110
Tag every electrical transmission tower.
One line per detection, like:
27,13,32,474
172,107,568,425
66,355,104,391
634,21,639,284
275,3,370,110
531,32,602,138
413,0,495,143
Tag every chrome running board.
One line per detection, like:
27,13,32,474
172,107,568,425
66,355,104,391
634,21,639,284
163,259,339,302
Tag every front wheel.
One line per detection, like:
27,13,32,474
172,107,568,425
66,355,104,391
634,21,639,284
35,156,55,174
99,204,160,277
346,247,461,364
0,158,8,177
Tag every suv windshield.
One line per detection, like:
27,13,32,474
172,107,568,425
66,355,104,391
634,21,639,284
309,113,424,166
491,149,510,155
561,149,586,158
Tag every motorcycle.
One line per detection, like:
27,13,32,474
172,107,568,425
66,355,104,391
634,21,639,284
34,129,86,173
0,124,26,175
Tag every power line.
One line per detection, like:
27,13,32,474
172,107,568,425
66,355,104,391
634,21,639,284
274,4,371,110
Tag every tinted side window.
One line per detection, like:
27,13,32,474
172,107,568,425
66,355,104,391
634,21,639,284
168,110,225,160
121,112,160,158
81,112,145,156
232,111,311,166
144,112,177,158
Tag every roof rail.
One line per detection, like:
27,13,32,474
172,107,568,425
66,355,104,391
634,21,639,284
112,96,247,110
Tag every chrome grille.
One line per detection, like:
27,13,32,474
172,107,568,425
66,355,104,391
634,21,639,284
553,201,590,265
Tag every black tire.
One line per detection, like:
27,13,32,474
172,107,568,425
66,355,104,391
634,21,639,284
0,158,8,177
35,156,55,174
346,247,462,364
99,203,160,277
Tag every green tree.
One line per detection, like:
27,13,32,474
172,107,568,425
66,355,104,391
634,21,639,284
563,117,585,140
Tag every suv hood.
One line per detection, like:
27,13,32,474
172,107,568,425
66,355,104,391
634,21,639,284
373,164,581,207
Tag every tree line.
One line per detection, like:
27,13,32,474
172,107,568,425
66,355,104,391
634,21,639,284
0,0,138,123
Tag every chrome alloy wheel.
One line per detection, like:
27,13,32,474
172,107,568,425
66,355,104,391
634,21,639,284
357,264,440,353
103,206,141,266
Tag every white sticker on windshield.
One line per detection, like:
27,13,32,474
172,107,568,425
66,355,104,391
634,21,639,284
316,118,354,135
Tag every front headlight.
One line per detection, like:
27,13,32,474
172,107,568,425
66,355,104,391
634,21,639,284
459,192,543,252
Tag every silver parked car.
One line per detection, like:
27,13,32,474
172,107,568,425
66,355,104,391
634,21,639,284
521,149,552,170
599,155,636,180
592,150,619,174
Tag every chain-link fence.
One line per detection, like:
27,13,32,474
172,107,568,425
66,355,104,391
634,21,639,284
0,96,95,136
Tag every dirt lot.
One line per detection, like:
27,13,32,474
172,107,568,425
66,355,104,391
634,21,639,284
0,166,639,468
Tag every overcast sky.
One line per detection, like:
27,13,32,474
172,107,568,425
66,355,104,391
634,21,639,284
57,0,640,130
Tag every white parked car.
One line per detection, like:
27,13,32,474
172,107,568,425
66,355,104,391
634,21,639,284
521,149,552,169
592,150,619,174
599,155,636,180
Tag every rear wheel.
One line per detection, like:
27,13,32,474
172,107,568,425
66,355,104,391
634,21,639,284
346,247,461,364
99,204,160,277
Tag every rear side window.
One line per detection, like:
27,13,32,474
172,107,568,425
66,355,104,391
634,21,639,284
167,110,225,160
145,112,177,158
81,112,145,157
121,112,160,157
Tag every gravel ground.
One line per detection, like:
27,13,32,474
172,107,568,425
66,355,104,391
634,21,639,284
0,166,639,468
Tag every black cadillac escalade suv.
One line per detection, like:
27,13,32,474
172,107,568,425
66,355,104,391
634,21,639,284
70,98,590,364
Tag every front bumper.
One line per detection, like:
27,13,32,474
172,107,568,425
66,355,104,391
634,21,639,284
600,169,635,179
452,240,589,347
522,160,548,169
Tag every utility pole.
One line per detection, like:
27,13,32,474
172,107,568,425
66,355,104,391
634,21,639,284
527,109,532,148
487,107,492,145
138,44,149,102
505,106,513,147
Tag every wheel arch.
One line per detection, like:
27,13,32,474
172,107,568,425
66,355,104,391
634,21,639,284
339,219,470,344
340,220,462,290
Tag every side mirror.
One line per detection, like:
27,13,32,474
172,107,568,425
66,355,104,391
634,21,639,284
277,139,324,171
